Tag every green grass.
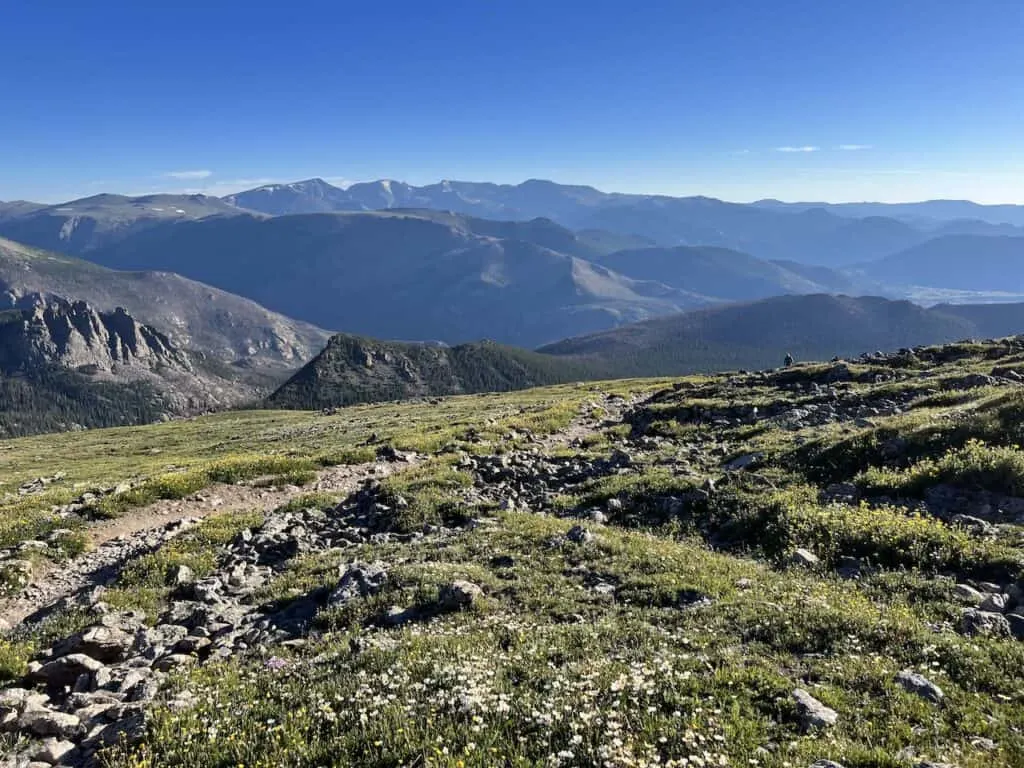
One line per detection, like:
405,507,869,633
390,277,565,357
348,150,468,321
0,380,656,554
8,343,1024,766
859,439,1024,498
112,514,1024,768
376,459,476,532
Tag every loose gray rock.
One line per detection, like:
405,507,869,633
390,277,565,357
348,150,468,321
791,548,820,567
62,624,133,663
438,580,483,611
978,593,1008,613
950,514,994,536
793,689,838,730
953,584,984,605
895,670,944,703
152,654,198,672
168,564,195,586
961,608,1011,637
30,654,105,690
566,525,593,544
20,710,82,739
725,452,762,470
328,561,389,605
30,737,76,764
382,606,419,627
809,762,846,768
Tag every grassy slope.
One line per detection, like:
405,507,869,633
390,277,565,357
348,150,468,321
5,341,1024,766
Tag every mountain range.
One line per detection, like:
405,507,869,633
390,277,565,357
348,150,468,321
0,237,330,370
218,177,1024,266
270,293,1024,409
2,175,1024,434
64,211,715,347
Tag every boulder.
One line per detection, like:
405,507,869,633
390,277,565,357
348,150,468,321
30,654,105,690
566,525,593,544
961,609,1011,638
328,561,389,605
791,548,820,567
895,670,944,703
20,710,82,739
30,737,77,765
61,625,133,663
978,593,1008,613
793,689,838,730
952,584,984,605
438,580,483,611
152,654,198,672
168,564,195,586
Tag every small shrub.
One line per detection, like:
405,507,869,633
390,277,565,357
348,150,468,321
860,439,1024,497
0,638,31,683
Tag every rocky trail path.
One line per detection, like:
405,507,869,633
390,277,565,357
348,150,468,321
1,458,416,630
0,393,658,767
1,391,642,634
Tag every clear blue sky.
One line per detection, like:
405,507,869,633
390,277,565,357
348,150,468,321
2,0,1022,204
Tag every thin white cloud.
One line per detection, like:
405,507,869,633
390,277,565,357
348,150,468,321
838,144,873,151
164,170,213,180
730,149,751,156
776,146,819,153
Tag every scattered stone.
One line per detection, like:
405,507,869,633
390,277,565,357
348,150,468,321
725,452,763,470
152,654,198,672
895,670,944,703
168,564,195,586
961,608,1011,638
30,654,104,690
566,525,593,544
809,761,846,768
950,514,995,535
328,561,389,605
978,593,1008,613
61,624,134,663
29,737,76,764
790,548,820,567
953,584,984,605
383,606,419,627
792,689,838,730
20,710,82,739
438,580,483,611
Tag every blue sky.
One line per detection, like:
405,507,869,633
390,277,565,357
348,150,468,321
2,0,1022,204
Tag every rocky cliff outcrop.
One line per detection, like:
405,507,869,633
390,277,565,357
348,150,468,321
0,297,191,375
